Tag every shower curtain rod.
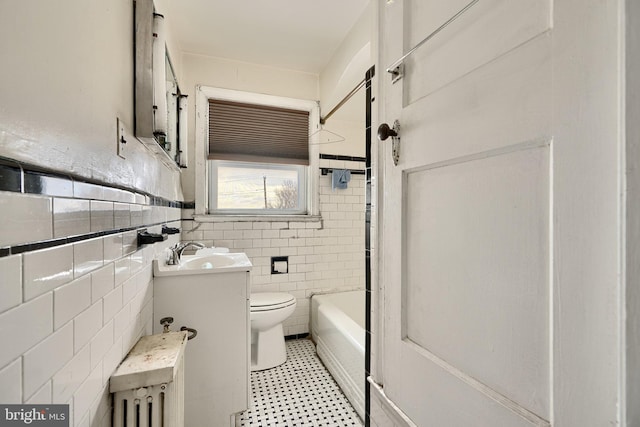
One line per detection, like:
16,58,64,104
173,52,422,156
319,77,366,125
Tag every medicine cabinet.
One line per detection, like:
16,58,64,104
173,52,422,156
134,0,187,168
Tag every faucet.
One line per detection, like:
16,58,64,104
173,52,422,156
167,241,206,265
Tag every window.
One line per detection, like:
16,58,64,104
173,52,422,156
206,96,314,215
195,87,320,216
209,161,306,214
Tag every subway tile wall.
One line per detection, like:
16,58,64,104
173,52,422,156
0,175,181,426
182,158,367,336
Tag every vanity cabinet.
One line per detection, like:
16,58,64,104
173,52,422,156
153,267,250,427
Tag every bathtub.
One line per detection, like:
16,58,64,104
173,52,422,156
311,290,365,420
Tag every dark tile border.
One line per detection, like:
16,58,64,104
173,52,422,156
285,333,310,341
364,64,375,427
0,155,190,209
0,159,22,192
0,220,180,258
0,156,190,258
319,154,367,162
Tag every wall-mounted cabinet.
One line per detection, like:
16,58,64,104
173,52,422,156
134,0,187,168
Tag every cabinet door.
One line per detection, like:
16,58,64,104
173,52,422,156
154,271,249,427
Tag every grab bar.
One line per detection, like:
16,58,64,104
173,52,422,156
386,0,480,81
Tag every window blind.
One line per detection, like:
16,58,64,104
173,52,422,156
208,99,310,165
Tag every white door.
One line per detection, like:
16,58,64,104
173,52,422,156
377,0,623,426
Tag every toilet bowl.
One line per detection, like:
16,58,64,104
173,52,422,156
250,292,297,371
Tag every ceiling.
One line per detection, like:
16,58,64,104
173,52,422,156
162,0,370,74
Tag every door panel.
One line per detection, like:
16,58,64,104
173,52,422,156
401,33,552,170
405,0,551,104
403,144,550,418
379,0,624,425
381,0,554,425
397,340,547,427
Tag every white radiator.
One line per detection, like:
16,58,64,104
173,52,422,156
110,332,188,427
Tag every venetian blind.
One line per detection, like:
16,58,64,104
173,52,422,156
208,99,310,165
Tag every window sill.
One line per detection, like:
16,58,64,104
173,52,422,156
193,214,322,223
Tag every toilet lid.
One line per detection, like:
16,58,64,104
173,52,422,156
250,292,296,311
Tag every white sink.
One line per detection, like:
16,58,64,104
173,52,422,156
153,252,253,277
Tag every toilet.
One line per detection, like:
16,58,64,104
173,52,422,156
250,292,297,371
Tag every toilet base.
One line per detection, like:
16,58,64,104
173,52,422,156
251,323,287,371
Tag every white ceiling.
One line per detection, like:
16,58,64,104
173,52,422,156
162,0,370,74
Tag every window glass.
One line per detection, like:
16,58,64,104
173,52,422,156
209,161,307,214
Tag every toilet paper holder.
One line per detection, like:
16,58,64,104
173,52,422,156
271,256,288,274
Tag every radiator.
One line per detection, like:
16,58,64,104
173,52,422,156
110,332,188,427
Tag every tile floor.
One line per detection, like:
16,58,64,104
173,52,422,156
236,339,363,427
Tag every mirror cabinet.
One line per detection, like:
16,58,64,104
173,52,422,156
134,0,187,168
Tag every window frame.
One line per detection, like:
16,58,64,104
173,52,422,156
195,86,320,217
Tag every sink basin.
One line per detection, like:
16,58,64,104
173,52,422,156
194,247,230,255
153,252,253,277
181,255,235,269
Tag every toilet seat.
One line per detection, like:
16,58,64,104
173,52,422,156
251,292,296,312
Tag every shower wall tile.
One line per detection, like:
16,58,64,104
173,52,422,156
0,254,22,314
0,192,53,247
54,275,91,330
52,346,90,404
73,182,104,201
91,264,115,304
74,301,103,353
102,339,123,385
90,322,114,369
0,293,53,368
0,359,22,404
23,322,73,399
73,362,103,423
90,386,111,427
114,257,131,286
141,205,153,225
23,245,73,301
89,201,114,232
103,286,123,325
25,381,52,404
24,172,73,198
0,171,181,424
73,238,104,278
53,198,90,238
122,231,138,256
130,204,143,227
103,234,123,264
0,161,22,193
113,203,131,228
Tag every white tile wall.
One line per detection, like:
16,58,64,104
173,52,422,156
0,359,22,403
0,192,53,247
0,185,181,427
91,264,115,303
53,198,91,238
0,254,22,313
182,170,366,336
89,201,114,232
23,323,74,399
54,276,91,330
23,245,74,301
25,381,52,404
74,301,103,353
0,293,53,368
73,238,104,278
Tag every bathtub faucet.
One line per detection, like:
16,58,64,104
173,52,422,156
167,241,206,265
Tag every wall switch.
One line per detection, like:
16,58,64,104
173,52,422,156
117,118,128,159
